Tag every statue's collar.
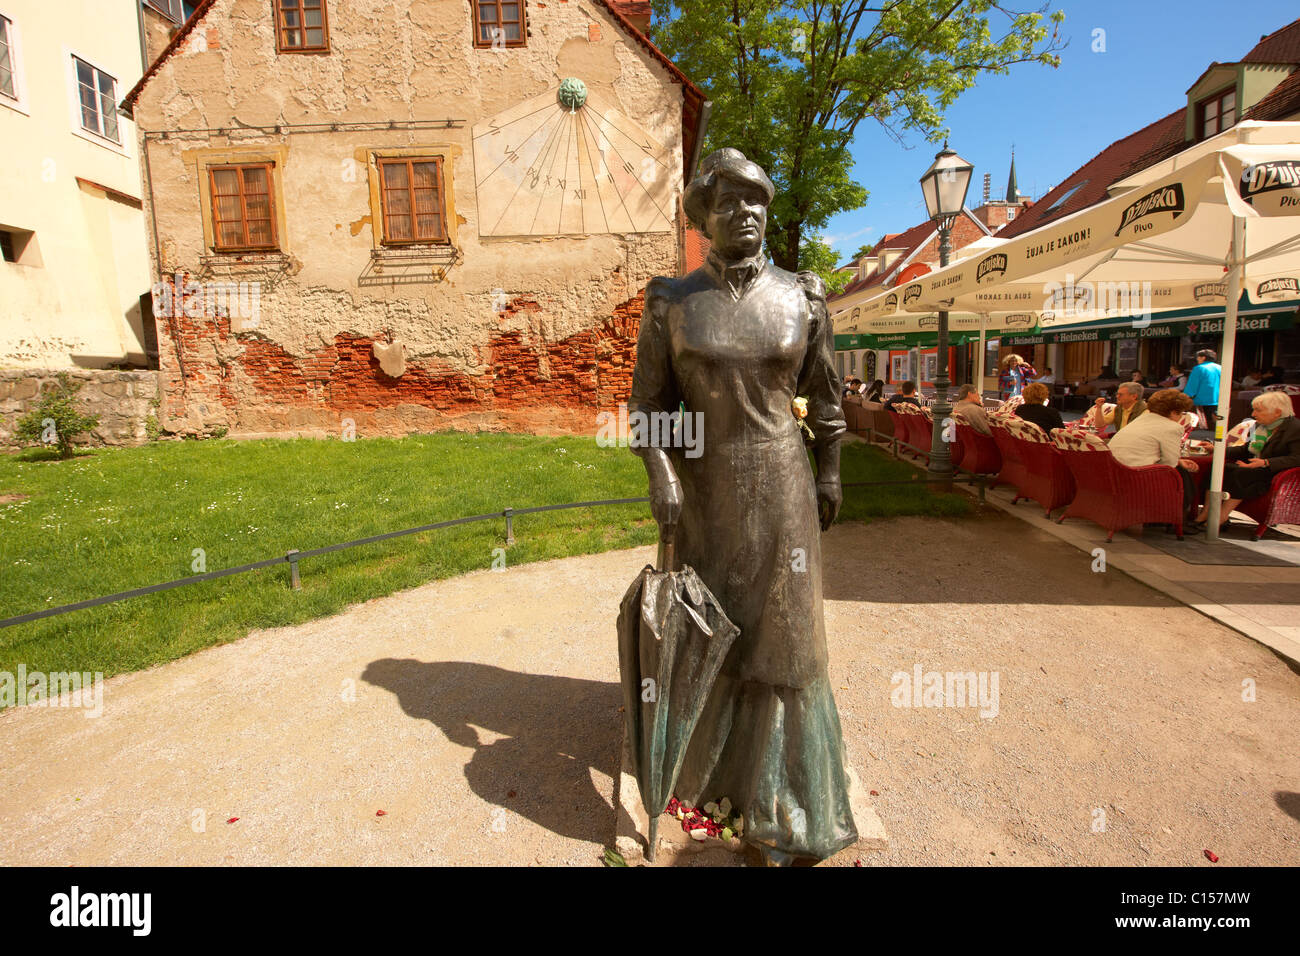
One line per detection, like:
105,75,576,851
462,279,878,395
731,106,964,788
706,250,767,299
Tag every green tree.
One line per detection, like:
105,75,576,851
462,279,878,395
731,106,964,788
14,373,100,459
801,234,853,295
653,1,1064,279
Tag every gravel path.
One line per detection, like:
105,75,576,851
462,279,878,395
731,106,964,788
1,510,1296,866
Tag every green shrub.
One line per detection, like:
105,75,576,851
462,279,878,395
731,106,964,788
13,373,100,460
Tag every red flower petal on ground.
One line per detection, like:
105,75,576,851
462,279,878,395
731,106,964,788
870,790,879,796
227,817,239,824
1204,849,1219,863
376,810,386,816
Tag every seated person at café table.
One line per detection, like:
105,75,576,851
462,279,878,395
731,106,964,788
1075,366,1118,397
1107,388,1201,519
1014,382,1064,435
951,383,992,435
1092,382,1147,434
1258,365,1287,388
1158,365,1187,389
865,378,885,403
1196,390,1300,529
884,380,922,411
1033,366,1056,384
1128,370,1148,387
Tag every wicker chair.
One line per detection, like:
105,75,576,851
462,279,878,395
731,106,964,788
1236,467,1300,539
989,416,1074,514
1051,429,1185,540
886,408,925,461
954,421,1001,477
989,419,1029,495
907,406,934,461
931,409,965,473
990,395,1024,420
1006,418,1077,517
891,404,930,462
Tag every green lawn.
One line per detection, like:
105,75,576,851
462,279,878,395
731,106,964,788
0,434,969,683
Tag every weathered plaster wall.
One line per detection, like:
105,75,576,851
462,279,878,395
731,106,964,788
133,0,685,437
0,0,152,369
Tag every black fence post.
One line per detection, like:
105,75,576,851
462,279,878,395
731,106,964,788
287,550,302,590
504,508,515,546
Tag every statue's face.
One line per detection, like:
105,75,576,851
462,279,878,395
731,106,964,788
707,177,767,259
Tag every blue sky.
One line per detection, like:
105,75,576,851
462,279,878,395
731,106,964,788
818,0,1300,263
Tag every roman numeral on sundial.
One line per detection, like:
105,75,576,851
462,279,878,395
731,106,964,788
473,87,674,237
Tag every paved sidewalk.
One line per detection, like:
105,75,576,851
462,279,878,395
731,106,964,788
979,484,1300,664
856,430,1300,664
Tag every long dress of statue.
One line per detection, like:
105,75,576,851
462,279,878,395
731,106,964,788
630,148,857,862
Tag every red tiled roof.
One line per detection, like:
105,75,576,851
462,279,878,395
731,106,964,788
1242,17,1300,64
837,219,936,296
833,208,995,299
683,228,711,272
996,107,1186,241
607,1,651,23
1245,68,1300,120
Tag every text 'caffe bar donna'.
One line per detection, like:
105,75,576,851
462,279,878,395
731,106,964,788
1001,311,1295,348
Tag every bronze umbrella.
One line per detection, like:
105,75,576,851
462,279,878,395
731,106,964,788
616,536,739,862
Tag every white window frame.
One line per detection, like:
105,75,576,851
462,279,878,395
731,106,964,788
64,48,129,155
0,10,29,115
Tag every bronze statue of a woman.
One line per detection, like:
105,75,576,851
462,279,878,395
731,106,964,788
629,148,857,865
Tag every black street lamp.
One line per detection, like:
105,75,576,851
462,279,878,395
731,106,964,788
918,144,974,489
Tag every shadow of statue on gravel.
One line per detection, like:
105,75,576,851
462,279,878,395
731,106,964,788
362,658,621,846
1275,791,1300,824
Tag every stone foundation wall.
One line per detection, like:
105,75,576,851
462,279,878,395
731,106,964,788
0,369,161,448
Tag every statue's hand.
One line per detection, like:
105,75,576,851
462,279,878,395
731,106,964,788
816,478,841,531
649,471,683,539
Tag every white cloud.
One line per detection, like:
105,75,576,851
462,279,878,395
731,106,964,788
819,224,876,250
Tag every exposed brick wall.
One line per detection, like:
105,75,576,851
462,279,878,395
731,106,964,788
153,274,645,437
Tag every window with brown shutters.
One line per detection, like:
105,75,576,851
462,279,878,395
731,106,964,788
275,0,329,53
378,157,448,244
473,0,525,48
209,163,278,251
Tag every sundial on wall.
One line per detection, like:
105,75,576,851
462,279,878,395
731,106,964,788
472,79,676,237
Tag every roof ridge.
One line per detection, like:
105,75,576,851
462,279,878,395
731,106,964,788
1249,15,1300,48
123,0,705,113
1017,105,1183,208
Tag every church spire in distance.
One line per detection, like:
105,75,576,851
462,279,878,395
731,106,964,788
1005,147,1021,203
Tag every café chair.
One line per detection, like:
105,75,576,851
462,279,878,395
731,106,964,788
1050,429,1184,540
990,417,1075,517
